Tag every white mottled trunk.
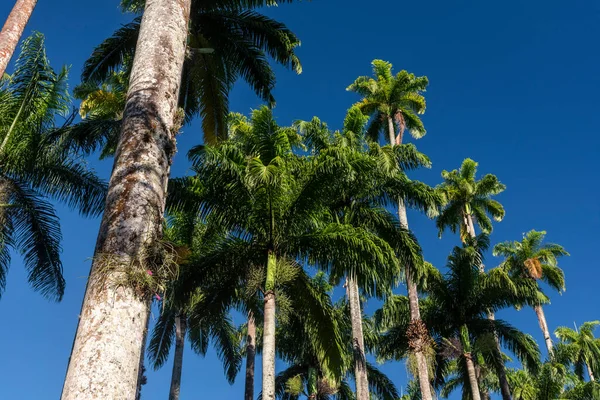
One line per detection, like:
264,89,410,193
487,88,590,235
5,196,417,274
169,316,186,400
389,115,433,400
244,311,256,400
534,305,553,354
60,0,191,398
262,291,276,400
346,275,369,400
0,0,37,77
465,354,482,400
586,362,595,382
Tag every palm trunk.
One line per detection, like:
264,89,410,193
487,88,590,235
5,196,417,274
346,275,369,400
534,305,553,354
387,115,433,400
245,310,256,400
488,312,511,400
465,213,511,399
262,250,277,400
60,1,191,398
464,353,481,400
0,0,37,77
586,362,595,382
169,316,186,400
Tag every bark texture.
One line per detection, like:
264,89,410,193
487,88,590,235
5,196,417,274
60,0,191,398
169,316,186,400
244,311,256,400
262,290,277,400
465,353,482,400
388,115,433,400
346,275,369,400
586,362,595,382
534,305,553,354
0,0,37,77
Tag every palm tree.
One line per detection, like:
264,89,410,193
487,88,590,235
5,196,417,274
296,106,436,400
493,230,569,354
436,158,509,399
61,0,301,152
0,0,37,77
346,59,428,146
347,60,435,400
0,32,106,300
60,0,194,397
555,321,600,382
375,237,541,400
175,106,401,400
436,158,506,243
146,213,243,400
273,289,401,400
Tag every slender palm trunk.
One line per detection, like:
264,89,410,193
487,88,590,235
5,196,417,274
533,305,553,355
245,310,256,400
60,1,191,398
169,316,186,400
464,352,481,400
387,116,433,400
262,250,277,400
586,362,595,382
465,213,511,399
0,0,37,77
346,275,369,400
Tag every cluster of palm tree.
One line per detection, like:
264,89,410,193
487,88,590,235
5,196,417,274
1,0,599,400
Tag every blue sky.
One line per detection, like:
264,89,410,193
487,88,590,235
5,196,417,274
1,0,599,399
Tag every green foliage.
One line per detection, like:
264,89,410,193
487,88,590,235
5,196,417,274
70,1,302,151
436,158,506,240
0,33,106,301
347,59,428,144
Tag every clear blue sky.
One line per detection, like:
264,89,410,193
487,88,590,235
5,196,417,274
1,1,599,399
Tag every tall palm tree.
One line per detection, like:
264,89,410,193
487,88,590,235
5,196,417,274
347,60,434,400
296,106,436,400
176,106,401,400
436,158,506,243
555,321,600,382
147,212,243,400
273,288,401,400
375,237,541,400
0,0,37,77
493,230,569,354
61,0,301,151
436,159,509,399
60,0,194,397
0,32,106,300
346,59,428,145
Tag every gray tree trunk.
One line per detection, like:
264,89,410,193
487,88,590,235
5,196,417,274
465,353,482,400
0,0,37,77
60,0,191,398
534,305,553,354
464,213,511,399
387,115,433,400
262,290,277,400
586,362,595,382
245,311,256,400
169,316,186,400
346,275,369,400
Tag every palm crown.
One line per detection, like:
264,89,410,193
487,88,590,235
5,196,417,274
0,33,106,300
346,59,428,145
555,321,600,382
493,230,569,293
70,0,301,150
436,158,506,241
